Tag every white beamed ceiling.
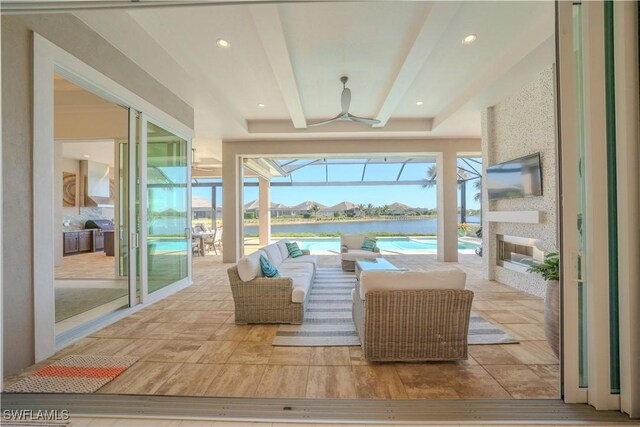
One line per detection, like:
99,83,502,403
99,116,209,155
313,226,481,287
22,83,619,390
75,1,555,160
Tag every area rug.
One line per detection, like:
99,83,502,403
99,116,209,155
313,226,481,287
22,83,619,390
273,267,517,347
468,313,518,344
4,355,137,393
273,267,359,346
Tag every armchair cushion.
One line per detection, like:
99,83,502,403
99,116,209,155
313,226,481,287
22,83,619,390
236,250,265,282
360,237,377,251
341,249,382,262
359,269,466,300
340,234,368,249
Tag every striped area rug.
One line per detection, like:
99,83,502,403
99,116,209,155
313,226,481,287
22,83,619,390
273,268,518,347
273,267,359,346
4,355,137,393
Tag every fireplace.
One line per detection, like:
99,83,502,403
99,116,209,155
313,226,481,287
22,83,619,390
496,234,544,273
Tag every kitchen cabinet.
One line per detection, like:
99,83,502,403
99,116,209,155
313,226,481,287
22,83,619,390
63,230,100,256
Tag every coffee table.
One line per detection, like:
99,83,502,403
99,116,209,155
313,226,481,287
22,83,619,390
355,258,405,280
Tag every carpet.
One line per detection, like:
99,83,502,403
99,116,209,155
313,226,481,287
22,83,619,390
273,267,359,346
468,313,518,344
4,355,137,393
55,287,128,322
273,267,518,347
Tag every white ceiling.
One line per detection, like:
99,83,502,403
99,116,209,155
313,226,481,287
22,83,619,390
75,1,555,163
62,140,115,167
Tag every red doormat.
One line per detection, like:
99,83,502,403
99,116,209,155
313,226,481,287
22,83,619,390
4,355,138,393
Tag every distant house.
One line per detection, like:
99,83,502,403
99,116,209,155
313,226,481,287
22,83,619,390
291,200,331,216
192,196,222,219
388,202,412,215
329,201,357,216
243,199,295,217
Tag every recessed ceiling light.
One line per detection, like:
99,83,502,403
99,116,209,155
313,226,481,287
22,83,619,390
257,103,265,108
83,154,90,158
463,34,477,45
416,101,424,106
216,39,231,48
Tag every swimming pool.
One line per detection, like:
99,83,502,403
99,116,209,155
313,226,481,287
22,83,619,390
292,237,479,252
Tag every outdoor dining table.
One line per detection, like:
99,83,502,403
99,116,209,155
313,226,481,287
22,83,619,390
192,231,215,256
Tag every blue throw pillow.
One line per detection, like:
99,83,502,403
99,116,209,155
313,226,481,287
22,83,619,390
361,236,377,252
260,255,280,278
286,242,304,258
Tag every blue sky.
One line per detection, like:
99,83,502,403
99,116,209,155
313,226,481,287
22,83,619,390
192,160,482,210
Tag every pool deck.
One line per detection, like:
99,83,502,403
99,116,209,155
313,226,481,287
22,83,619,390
244,236,482,255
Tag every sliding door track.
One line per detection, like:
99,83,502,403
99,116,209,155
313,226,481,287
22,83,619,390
1,394,635,424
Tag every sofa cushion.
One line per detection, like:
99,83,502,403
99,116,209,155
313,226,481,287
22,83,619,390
281,254,318,267
275,239,290,261
286,242,304,258
359,269,466,300
289,273,313,303
279,263,314,277
263,243,284,267
236,250,266,282
260,255,280,278
340,235,366,249
341,249,382,261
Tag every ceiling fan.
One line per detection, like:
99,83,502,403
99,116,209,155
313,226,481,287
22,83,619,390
308,76,381,127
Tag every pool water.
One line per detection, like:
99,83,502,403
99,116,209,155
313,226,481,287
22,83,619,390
293,237,479,252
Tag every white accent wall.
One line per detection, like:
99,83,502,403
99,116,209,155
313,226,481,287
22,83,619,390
481,65,558,298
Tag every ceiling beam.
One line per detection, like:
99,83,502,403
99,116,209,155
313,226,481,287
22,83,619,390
432,17,555,129
372,2,462,128
247,117,433,134
249,4,307,129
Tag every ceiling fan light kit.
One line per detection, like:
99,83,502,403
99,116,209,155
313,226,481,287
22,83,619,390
308,76,381,127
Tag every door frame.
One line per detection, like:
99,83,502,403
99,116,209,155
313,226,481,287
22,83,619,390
33,33,194,361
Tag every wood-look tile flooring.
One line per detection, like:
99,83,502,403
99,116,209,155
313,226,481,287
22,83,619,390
5,254,559,400
55,251,116,279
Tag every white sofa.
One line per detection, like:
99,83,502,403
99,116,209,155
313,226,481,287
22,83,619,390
227,240,318,324
352,269,474,361
340,234,382,271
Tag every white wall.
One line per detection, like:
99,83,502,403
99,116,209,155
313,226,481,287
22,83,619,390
481,65,558,297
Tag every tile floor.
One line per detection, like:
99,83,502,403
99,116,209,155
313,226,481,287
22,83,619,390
4,253,560,400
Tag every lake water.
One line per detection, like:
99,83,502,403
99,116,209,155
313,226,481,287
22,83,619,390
294,237,479,252
243,216,480,235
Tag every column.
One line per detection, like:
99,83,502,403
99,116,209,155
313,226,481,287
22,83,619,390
222,150,243,263
436,150,458,262
258,177,271,246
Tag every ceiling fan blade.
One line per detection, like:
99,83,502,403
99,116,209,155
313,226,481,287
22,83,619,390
308,113,344,127
348,114,381,126
341,88,351,114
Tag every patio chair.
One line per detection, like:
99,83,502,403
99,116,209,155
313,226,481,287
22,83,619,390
340,234,382,271
212,227,223,255
353,269,474,361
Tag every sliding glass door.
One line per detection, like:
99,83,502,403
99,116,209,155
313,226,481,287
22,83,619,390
144,120,191,294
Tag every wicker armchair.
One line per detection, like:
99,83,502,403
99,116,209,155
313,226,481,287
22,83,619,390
340,235,382,271
227,265,304,324
352,272,474,362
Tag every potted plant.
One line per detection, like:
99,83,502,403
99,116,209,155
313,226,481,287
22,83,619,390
527,251,560,358
458,222,471,237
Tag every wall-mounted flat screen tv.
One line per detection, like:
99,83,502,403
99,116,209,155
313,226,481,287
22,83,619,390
486,153,542,200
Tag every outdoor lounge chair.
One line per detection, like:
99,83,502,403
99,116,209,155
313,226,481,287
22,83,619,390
340,234,382,271
352,269,474,361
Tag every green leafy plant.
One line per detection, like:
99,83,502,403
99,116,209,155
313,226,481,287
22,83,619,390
527,252,560,281
458,222,471,233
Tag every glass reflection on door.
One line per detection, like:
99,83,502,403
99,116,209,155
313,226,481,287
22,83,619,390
146,121,190,293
